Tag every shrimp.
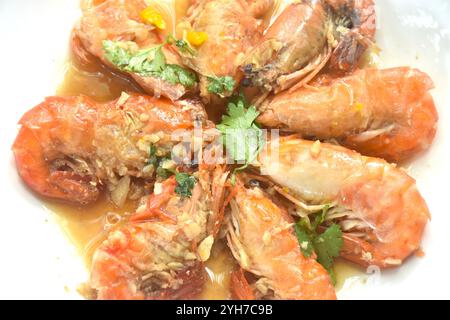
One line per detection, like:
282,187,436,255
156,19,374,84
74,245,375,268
178,0,273,100
12,93,210,205
256,137,430,268
74,0,191,100
89,165,229,299
226,177,336,300
242,0,376,94
258,67,438,163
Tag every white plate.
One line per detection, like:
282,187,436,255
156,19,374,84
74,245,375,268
0,0,449,299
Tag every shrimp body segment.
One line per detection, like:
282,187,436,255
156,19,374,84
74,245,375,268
227,180,336,300
12,94,209,205
258,67,438,162
90,166,229,299
258,137,430,268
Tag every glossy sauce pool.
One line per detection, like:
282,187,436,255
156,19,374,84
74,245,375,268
47,0,364,299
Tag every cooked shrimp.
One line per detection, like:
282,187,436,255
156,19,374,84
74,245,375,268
12,93,210,205
258,67,438,162
178,0,273,99
256,137,430,268
89,166,229,299
242,0,376,93
75,0,191,100
226,178,336,300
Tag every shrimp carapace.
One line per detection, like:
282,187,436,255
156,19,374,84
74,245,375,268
258,67,438,162
12,94,210,205
256,137,430,268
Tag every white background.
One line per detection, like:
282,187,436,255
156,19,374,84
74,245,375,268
0,0,449,299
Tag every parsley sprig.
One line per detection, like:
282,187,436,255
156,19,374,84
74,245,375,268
103,40,197,88
217,94,264,181
294,206,343,284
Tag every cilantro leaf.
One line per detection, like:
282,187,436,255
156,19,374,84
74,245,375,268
313,224,343,284
294,207,343,284
161,64,197,88
313,224,343,264
103,40,132,68
103,40,197,88
295,224,314,258
175,172,197,198
217,94,265,171
312,204,330,230
207,76,236,96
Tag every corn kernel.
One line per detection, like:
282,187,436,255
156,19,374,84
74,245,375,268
140,7,166,30
187,30,208,46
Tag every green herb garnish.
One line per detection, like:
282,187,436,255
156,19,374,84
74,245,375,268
156,166,174,180
166,35,195,56
294,206,343,284
146,145,196,197
175,172,197,198
103,40,197,88
207,75,236,96
217,93,264,181
146,145,175,180
146,144,159,167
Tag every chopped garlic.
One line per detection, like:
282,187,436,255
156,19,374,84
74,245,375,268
154,182,163,195
139,113,150,122
116,92,130,107
362,251,373,262
161,159,176,170
263,231,272,245
301,241,310,251
384,258,402,266
198,235,214,262
310,140,322,158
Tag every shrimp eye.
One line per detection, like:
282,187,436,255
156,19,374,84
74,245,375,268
241,77,252,87
243,64,254,74
248,179,260,188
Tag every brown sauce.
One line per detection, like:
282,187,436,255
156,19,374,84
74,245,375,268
47,0,363,300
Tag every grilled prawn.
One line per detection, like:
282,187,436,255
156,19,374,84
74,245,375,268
89,165,229,299
258,67,438,162
256,137,430,268
226,178,336,300
12,93,210,205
